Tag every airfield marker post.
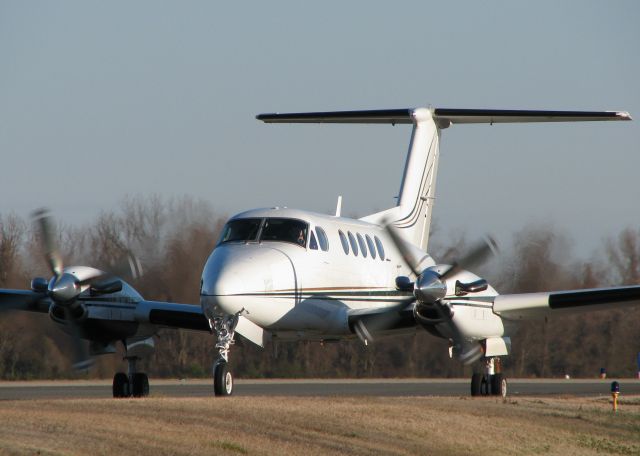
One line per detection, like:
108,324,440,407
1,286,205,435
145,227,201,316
611,381,620,412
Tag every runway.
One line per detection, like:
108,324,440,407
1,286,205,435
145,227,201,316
1,378,639,400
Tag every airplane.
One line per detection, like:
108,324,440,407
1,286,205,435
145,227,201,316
1,107,638,399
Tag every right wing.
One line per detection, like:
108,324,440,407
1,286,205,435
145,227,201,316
135,300,210,332
135,301,266,346
0,289,49,313
493,285,640,320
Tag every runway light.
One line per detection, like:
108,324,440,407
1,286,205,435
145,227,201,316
611,381,620,412
600,367,607,379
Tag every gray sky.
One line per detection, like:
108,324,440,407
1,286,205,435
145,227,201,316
1,1,638,259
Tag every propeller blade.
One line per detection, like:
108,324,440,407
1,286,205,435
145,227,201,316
439,236,498,281
32,208,64,279
353,297,415,343
62,306,94,372
436,305,482,365
382,220,420,276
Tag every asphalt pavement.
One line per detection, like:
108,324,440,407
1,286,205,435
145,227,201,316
1,378,639,400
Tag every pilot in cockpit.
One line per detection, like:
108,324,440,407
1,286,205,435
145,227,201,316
296,229,306,246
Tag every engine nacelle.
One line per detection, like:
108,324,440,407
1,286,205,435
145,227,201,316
49,302,87,325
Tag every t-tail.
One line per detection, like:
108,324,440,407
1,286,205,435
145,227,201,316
257,107,631,251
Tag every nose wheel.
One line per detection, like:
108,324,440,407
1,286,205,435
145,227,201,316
213,361,233,396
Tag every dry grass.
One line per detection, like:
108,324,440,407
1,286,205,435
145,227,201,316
0,395,639,456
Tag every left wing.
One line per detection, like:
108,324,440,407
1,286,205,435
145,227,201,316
493,285,640,320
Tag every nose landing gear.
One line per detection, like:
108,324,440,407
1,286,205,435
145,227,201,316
210,315,237,396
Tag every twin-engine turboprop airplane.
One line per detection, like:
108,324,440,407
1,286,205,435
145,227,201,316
1,107,638,398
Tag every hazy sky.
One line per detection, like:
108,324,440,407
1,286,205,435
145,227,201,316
1,1,638,259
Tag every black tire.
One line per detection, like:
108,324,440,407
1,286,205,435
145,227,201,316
491,373,507,398
132,373,150,397
113,372,130,398
481,374,490,395
471,373,482,396
214,362,233,396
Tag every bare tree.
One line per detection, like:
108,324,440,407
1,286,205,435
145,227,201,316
0,214,26,288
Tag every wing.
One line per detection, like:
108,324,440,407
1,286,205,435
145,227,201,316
135,300,210,331
0,289,49,313
135,301,266,346
2,290,267,346
493,285,640,320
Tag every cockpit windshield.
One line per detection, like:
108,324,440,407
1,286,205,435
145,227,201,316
261,218,307,247
219,218,262,243
218,217,308,247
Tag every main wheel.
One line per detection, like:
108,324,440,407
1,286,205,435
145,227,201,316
132,373,150,397
471,373,482,396
214,361,233,396
491,373,507,398
113,372,130,398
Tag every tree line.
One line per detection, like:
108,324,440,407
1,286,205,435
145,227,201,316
1,196,639,380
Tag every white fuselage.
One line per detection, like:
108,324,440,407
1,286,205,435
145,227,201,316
200,207,505,341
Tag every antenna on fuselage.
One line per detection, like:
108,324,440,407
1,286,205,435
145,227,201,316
335,195,342,217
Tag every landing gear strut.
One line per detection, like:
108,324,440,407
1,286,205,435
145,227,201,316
112,356,149,398
210,315,237,396
470,357,507,397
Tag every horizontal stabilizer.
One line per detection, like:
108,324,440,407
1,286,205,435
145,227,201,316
257,109,413,124
257,108,631,125
433,108,631,125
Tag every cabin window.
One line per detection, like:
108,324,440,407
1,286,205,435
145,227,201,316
309,231,318,250
339,230,349,254
374,236,385,260
219,218,262,244
316,227,329,251
260,218,308,247
356,233,367,258
365,234,376,259
347,231,358,256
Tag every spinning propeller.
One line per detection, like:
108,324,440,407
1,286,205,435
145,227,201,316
358,220,497,365
32,209,125,371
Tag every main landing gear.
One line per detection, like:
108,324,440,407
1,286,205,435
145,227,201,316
471,357,507,398
211,315,237,396
113,356,150,398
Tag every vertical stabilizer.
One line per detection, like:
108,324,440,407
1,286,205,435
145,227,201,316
361,108,440,251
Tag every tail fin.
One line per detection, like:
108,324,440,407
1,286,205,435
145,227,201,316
360,108,439,250
257,108,631,251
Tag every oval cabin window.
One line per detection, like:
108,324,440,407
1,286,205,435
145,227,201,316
339,230,349,254
316,227,329,251
347,231,358,256
374,236,385,260
365,234,376,259
356,233,367,258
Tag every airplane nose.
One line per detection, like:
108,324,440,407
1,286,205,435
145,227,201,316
200,245,296,315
